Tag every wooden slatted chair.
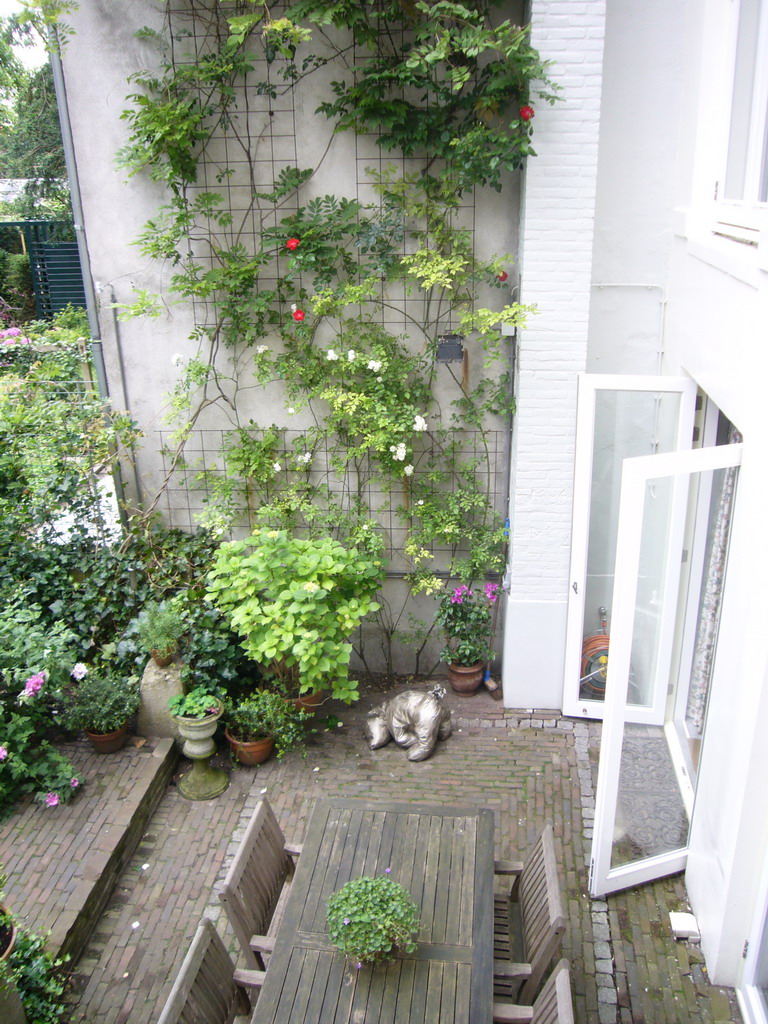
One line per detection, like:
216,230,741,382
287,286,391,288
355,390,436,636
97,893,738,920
218,798,302,969
493,823,566,1005
156,917,265,1024
493,959,574,1024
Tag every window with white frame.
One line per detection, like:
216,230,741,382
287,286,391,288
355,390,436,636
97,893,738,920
715,0,768,241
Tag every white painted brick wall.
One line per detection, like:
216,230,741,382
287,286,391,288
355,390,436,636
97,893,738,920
503,0,606,705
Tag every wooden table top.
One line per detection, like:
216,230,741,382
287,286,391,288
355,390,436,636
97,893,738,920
252,798,495,1024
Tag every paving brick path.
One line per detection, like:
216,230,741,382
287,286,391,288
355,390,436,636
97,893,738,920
3,685,743,1023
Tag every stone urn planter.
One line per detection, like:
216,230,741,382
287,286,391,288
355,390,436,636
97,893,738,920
170,694,229,801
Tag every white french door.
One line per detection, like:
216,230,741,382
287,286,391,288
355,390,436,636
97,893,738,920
563,374,697,721
589,441,742,898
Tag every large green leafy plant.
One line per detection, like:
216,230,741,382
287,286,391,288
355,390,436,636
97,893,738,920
207,528,384,702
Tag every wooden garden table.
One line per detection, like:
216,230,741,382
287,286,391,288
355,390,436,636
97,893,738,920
251,797,495,1024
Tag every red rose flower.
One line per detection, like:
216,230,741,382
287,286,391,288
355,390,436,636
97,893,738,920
497,270,508,282
292,308,306,322
286,237,300,251
519,105,534,121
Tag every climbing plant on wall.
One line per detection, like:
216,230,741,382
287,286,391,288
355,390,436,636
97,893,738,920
109,0,556,676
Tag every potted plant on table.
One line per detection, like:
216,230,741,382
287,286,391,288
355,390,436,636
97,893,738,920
206,528,384,706
136,599,185,668
223,691,311,765
327,873,420,967
435,583,498,694
63,671,141,752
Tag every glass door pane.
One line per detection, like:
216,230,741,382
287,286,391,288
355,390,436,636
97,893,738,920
590,443,742,898
564,375,696,721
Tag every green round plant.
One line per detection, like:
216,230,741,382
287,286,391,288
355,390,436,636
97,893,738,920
207,528,383,703
224,690,311,759
326,873,419,966
63,673,141,734
168,685,222,720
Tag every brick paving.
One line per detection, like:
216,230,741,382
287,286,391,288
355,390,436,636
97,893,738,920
2,684,743,1023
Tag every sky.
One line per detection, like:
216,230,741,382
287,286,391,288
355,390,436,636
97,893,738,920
0,0,48,69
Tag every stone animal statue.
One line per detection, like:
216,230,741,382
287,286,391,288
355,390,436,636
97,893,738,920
365,685,452,761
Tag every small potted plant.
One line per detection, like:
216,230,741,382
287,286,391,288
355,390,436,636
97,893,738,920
206,527,384,705
224,690,311,765
435,583,498,694
63,671,141,752
326,872,419,967
0,871,23,1024
137,599,185,667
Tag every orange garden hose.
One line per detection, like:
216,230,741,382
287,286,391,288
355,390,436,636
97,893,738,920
580,607,610,696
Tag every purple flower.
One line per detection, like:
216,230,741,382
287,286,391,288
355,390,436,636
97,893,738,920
70,777,80,789
2,327,21,337
0,746,7,761
44,792,59,807
484,583,499,603
356,962,363,970
384,867,391,874
343,917,350,925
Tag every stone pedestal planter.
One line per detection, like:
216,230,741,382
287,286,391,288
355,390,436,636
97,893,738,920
173,704,229,800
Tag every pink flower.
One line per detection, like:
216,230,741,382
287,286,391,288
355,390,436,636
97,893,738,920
22,672,45,699
44,792,59,807
71,663,88,681
484,583,499,603
519,105,534,121
286,237,300,251
451,585,470,605
0,746,7,761
70,777,80,789
292,309,306,322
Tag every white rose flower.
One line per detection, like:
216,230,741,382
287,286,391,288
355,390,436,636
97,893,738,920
404,464,414,476
347,349,356,362
393,443,407,461
367,359,382,371
327,349,339,361
288,407,295,414
171,353,184,367
413,414,428,432
273,462,282,472
255,345,268,355
417,499,424,505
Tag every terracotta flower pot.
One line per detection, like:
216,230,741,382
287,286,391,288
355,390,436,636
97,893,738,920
0,905,16,962
289,690,327,714
446,662,483,695
151,648,175,668
85,723,129,753
224,729,274,766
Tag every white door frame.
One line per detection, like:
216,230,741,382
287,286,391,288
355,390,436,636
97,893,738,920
589,442,743,898
564,374,697,720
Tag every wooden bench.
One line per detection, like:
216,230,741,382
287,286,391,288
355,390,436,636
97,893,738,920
493,959,574,1024
493,823,566,1004
156,917,265,1024
217,798,302,970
